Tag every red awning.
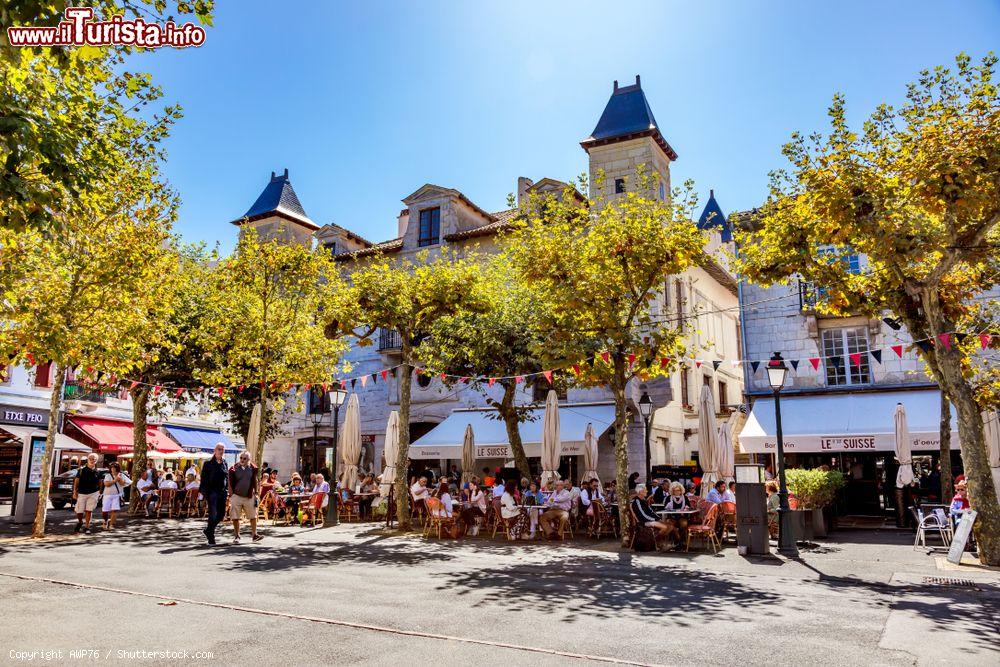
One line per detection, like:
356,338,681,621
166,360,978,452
65,416,180,454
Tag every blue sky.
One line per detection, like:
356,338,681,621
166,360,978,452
130,0,1000,252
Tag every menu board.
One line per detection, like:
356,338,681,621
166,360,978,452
947,510,977,565
27,436,46,490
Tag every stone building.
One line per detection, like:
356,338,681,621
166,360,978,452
238,77,743,486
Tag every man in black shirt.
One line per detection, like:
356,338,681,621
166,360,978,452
73,453,101,534
200,443,229,545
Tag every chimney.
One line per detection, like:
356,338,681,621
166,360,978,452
635,74,641,87
397,208,410,238
710,189,714,199
283,168,289,179
517,177,535,206
613,80,619,92
270,171,276,179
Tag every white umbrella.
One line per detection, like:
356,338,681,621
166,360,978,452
247,402,262,465
379,411,399,498
894,402,914,488
461,423,475,485
540,390,561,489
717,421,735,482
340,393,361,492
582,423,600,486
983,409,1000,497
698,385,720,497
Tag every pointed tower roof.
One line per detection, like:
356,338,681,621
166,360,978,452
697,189,732,242
581,75,677,160
231,169,318,230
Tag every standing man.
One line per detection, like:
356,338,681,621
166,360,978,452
72,453,101,534
228,450,262,544
200,443,229,546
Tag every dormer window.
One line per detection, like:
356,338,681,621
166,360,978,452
418,208,440,247
615,178,626,194
324,242,336,257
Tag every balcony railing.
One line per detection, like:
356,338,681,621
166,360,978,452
378,328,402,351
64,382,116,404
798,279,823,312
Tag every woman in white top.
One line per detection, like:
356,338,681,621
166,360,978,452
459,482,487,535
101,462,129,530
499,481,529,539
434,482,453,518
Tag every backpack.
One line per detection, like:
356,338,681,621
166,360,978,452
633,525,656,552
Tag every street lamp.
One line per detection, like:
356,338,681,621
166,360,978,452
638,390,653,490
323,381,348,527
767,351,799,557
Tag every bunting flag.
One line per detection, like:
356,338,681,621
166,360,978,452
660,357,670,368
371,373,377,385
916,340,933,354
712,360,722,371
515,375,524,384
461,377,470,384
543,370,553,385
849,352,862,368
572,364,582,375
600,351,610,364
981,334,993,349
809,358,821,371
954,332,968,344
302,383,310,391
238,385,245,393
870,349,882,365
891,345,904,358
25,352,35,365
414,368,423,376
750,361,761,374
440,373,447,381
129,381,140,391
938,333,952,350
790,359,799,371
152,385,161,397
381,370,389,381
175,388,184,398
321,383,328,391
488,378,496,387
217,387,225,397
350,378,357,389
360,375,367,388
627,353,636,366
829,356,842,369
695,360,703,369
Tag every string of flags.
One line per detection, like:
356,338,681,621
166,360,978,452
13,330,996,399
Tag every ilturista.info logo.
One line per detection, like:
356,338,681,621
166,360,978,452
7,7,206,49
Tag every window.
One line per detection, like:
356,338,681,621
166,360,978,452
532,380,567,402
615,178,626,194
34,361,52,388
308,388,330,415
418,208,440,247
717,380,728,411
821,327,871,386
416,372,432,389
659,182,665,201
323,242,336,257
681,365,691,409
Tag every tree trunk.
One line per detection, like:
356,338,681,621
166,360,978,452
922,293,1000,565
394,347,413,531
498,381,531,481
612,354,632,548
128,385,151,515
939,392,953,501
252,397,267,466
32,363,64,538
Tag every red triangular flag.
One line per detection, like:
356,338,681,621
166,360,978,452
460,377,470,383
380,370,389,381
129,381,140,391
543,370,553,385
980,334,992,349
572,364,581,375
660,357,669,368
937,333,952,350
152,385,161,397
809,358,820,371
175,388,184,398
600,351,610,364
695,360,703,369
488,378,496,387
217,387,225,397
321,383,328,391
627,353,636,366
25,352,36,365
238,385,245,393
891,345,903,358
440,373,447,381
849,352,862,368
515,375,524,384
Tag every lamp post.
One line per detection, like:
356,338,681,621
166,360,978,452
638,391,653,490
323,382,348,527
767,351,799,558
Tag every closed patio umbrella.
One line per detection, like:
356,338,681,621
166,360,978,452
340,393,361,493
983,409,1000,496
380,411,400,498
246,402,262,464
461,424,475,485
717,421,735,482
698,385,719,497
540,390,561,489
894,402,914,488
582,422,600,486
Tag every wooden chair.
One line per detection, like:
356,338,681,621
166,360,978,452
687,504,721,553
589,500,619,539
627,504,639,549
488,498,504,538
338,490,360,523
155,488,176,518
423,498,457,539
410,494,428,527
301,493,326,527
271,493,291,526
182,488,203,518
257,491,274,522
720,501,737,542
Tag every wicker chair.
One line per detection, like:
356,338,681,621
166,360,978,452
155,488,176,518
686,504,721,553
589,500,619,539
423,498,457,539
182,488,203,518
300,493,326,527
719,501,737,542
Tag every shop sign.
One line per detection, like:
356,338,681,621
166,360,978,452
820,435,877,451
0,403,49,427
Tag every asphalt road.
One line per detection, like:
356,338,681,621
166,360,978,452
0,513,997,666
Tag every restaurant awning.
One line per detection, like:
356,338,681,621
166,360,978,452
409,403,615,460
739,389,959,454
163,424,239,453
65,416,179,454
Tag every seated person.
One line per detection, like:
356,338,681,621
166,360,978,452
651,479,672,505
434,482,454,518
580,480,604,513
459,481,488,535
357,474,379,519
136,470,158,515
500,480,528,539
722,481,737,504
538,480,572,539
706,480,727,505
311,473,331,507
630,486,672,548
410,476,431,502
158,473,179,491
492,478,506,500
950,480,970,513
522,482,542,505
765,480,780,535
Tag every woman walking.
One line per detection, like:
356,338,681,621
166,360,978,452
101,462,129,530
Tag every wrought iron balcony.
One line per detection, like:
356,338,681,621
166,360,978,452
378,328,402,351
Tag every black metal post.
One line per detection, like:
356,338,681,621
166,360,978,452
643,415,652,491
323,403,341,526
774,389,799,557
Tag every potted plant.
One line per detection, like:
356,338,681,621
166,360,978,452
785,469,846,539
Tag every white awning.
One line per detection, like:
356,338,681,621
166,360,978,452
0,425,90,451
739,389,959,454
409,403,616,460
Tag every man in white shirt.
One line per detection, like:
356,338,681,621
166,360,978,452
136,470,158,516
538,480,572,539
722,481,736,504
158,473,179,491
410,476,430,502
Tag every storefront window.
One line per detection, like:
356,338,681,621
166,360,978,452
821,327,871,386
